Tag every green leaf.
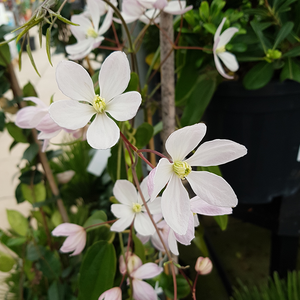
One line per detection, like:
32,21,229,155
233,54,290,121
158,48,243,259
125,72,139,92
15,183,25,204
203,23,217,34
107,142,127,182
199,1,209,21
48,281,65,300
38,250,61,280
6,237,27,247
135,122,154,148
83,210,107,231
6,122,28,143
214,215,228,230
78,241,116,300
0,43,11,66
181,76,216,126
243,61,274,90
250,20,272,53
23,81,38,97
0,251,15,272
273,22,294,50
21,182,46,204
0,110,5,131
160,273,191,299
23,143,39,162
282,45,300,57
193,227,209,256
132,230,146,263
276,0,297,13
19,169,43,184
6,210,29,236
46,28,53,66
26,42,40,77
280,58,300,83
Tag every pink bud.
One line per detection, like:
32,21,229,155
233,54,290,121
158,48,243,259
119,252,142,275
195,257,213,275
98,287,122,300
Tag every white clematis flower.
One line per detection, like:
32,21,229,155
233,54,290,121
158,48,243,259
213,17,239,79
111,177,161,236
150,123,247,235
49,51,142,150
66,0,116,60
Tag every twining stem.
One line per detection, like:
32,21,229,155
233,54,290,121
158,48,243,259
137,148,171,161
192,273,199,300
84,219,116,230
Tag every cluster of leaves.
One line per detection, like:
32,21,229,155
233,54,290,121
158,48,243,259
231,271,300,300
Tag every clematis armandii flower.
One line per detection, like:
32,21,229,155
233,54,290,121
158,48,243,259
119,252,143,275
66,0,116,60
131,262,163,300
119,0,192,24
98,287,122,300
49,51,142,149
110,177,161,236
149,123,247,235
52,223,86,256
213,17,239,79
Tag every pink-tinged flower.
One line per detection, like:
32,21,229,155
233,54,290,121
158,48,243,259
66,0,116,60
56,170,76,184
213,17,239,79
150,123,247,235
49,51,142,149
98,287,122,300
119,252,143,275
195,257,213,275
110,177,161,235
131,263,163,300
119,0,192,24
52,223,86,256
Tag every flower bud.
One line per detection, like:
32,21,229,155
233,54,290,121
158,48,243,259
56,170,75,184
98,287,122,300
195,257,213,275
119,252,142,275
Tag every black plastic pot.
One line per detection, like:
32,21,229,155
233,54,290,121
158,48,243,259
204,80,300,204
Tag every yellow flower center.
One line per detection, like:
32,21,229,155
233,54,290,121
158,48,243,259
92,95,106,113
216,45,226,54
87,27,98,38
173,161,191,179
132,203,142,213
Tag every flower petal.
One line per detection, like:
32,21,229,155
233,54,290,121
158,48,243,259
150,158,173,201
99,51,131,101
23,96,47,107
66,39,94,55
49,100,95,130
218,27,239,48
168,229,179,255
105,91,141,121
137,177,150,204
218,51,239,72
186,171,238,207
134,213,155,236
111,204,135,218
110,213,135,232
70,15,92,40
174,213,194,245
98,287,122,300
15,107,48,128
190,196,233,215
87,0,101,32
214,17,226,42
98,10,113,36
113,180,138,205
161,174,190,235
163,1,193,15
52,223,83,236
137,233,150,244
56,61,95,102
146,197,161,214
132,279,158,300
86,113,120,149
71,231,87,256
132,263,163,279
185,139,247,167
165,123,207,161
214,53,233,79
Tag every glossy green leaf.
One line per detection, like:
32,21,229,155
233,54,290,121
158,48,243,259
19,169,43,184
0,251,15,272
83,210,107,231
48,281,65,300
6,209,29,236
250,20,272,53
21,182,46,204
0,43,11,66
125,72,139,92
78,241,116,300
273,22,294,50
282,45,300,57
199,1,209,21
181,75,216,126
26,42,40,77
6,122,28,143
214,215,228,231
203,23,216,34
135,122,154,148
23,81,38,97
132,230,146,263
52,13,80,26
160,273,191,299
280,58,300,83
23,143,39,162
243,61,274,90
38,250,61,280
46,28,52,66
276,0,297,13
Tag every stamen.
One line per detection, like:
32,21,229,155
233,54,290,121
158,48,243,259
173,161,192,179
132,203,142,213
92,95,106,113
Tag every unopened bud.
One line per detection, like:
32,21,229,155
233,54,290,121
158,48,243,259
195,257,213,275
